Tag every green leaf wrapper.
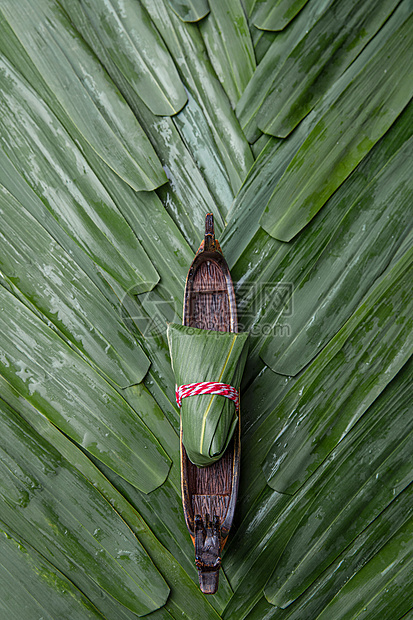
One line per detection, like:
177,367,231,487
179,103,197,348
167,324,249,467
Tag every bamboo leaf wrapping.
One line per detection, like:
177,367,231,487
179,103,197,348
167,324,248,466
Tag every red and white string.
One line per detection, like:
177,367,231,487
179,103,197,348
175,381,239,410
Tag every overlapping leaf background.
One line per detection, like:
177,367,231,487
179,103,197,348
0,0,412,617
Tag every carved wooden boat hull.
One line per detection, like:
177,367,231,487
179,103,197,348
181,213,240,594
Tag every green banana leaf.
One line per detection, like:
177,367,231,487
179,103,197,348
263,359,413,606
168,0,210,22
173,90,235,213
1,0,412,616
237,0,334,142
0,399,169,616
259,130,413,375
0,374,227,619
238,482,413,619
0,521,105,620
260,8,413,240
199,0,256,108
0,60,160,294
0,286,171,493
255,0,400,138
140,0,254,194
64,0,188,116
316,516,413,619
252,0,310,31
0,0,167,192
261,247,413,494
222,358,412,617
0,185,151,388
167,324,248,466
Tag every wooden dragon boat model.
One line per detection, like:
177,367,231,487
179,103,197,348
179,213,241,594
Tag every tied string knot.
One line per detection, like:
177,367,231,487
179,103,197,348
176,382,239,411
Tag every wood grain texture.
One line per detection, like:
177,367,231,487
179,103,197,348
181,213,240,594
